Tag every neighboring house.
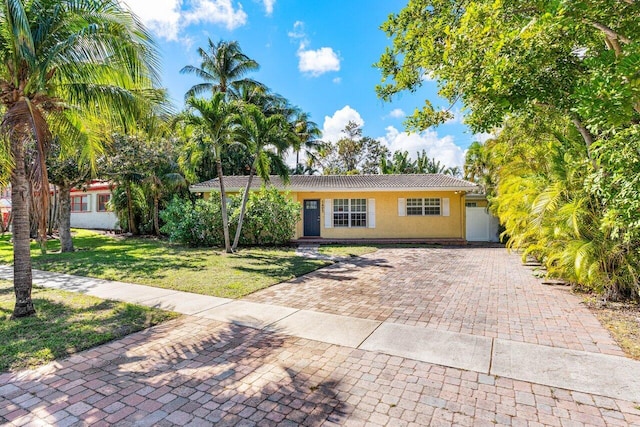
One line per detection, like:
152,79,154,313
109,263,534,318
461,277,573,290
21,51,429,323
0,186,10,229
464,193,501,243
69,181,119,230
190,174,480,243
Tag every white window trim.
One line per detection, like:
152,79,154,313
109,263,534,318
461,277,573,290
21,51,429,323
399,197,451,217
332,198,368,228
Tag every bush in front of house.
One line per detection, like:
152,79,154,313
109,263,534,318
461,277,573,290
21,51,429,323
233,187,301,246
160,196,225,247
161,188,300,247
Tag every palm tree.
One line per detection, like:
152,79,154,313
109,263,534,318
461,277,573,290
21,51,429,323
291,111,322,173
181,39,261,99
381,150,417,174
177,94,236,252
0,0,161,318
231,105,291,251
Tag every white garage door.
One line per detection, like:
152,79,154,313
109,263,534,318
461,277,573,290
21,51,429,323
466,207,499,242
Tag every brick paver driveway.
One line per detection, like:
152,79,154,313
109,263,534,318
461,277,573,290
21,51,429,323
1,246,639,426
247,247,622,356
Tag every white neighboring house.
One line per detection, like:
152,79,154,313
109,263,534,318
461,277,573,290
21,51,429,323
69,181,119,230
0,186,10,229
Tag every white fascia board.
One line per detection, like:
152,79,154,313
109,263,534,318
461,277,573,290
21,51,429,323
190,185,478,193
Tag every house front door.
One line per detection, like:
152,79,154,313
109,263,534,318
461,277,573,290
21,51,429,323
303,199,321,237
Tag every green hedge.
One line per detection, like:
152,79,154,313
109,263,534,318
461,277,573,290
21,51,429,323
161,187,300,247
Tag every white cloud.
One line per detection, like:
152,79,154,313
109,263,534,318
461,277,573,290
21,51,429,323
262,0,275,15
388,108,406,119
288,21,340,77
322,106,364,143
288,21,306,39
184,0,247,30
332,77,342,84
298,47,340,77
122,0,247,41
378,126,466,170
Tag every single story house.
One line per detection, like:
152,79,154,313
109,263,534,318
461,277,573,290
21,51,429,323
69,181,119,230
190,174,481,243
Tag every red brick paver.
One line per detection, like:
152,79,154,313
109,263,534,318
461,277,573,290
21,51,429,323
246,247,623,355
1,316,638,426
0,246,634,426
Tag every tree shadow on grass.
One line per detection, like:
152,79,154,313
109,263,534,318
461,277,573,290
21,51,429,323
0,294,173,373
31,245,207,282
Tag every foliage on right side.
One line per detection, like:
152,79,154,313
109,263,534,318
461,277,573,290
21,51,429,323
378,1,640,300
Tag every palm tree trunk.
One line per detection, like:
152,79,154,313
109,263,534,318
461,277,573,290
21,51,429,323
10,138,36,318
217,160,232,253
58,184,74,253
231,169,254,251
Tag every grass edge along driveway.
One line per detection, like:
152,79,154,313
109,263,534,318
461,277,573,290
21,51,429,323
0,230,337,299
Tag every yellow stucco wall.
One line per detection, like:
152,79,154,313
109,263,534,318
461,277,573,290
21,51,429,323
294,191,465,239
197,188,466,240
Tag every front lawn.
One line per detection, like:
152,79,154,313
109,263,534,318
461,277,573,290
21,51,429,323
0,279,178,372
0,230,331,298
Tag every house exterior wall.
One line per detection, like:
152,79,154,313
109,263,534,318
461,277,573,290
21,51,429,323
293,190,465,240
69,191,119,230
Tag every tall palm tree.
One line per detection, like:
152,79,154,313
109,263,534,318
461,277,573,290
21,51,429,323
177,93,236,252
291,111,322,173
231,105,291,251
181,39,261,99
0,0,161,318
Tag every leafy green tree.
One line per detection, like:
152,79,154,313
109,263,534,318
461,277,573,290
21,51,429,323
317,121,390,174
376,0,639,153
47,140,91,252
230,105,291,251
103,135,148,234
0,0,161,318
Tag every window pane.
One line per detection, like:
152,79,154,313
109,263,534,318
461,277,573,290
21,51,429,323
333,213,349,227
98,194,110,211
424,198,440,215
351,199,366,212
351,212,367,227
334,199,348,212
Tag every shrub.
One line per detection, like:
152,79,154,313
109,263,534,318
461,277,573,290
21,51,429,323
160,188,300,247
234,187,301,246
160,195,224,247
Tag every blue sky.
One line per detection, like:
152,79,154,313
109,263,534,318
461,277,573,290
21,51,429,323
124,0,486,169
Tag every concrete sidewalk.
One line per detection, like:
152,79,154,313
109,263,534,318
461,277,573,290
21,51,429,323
1,264,639,404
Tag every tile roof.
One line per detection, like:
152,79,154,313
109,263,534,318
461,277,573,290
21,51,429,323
190,174,478,192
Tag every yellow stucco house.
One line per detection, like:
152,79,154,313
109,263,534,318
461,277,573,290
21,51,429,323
190,174,478,243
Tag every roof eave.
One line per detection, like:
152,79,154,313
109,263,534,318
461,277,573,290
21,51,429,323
190,185,478,193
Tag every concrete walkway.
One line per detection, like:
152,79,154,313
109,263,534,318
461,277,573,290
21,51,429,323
1,248,640,426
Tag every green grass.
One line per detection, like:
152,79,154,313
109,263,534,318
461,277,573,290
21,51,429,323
0,279,179,372
0,230,330,298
